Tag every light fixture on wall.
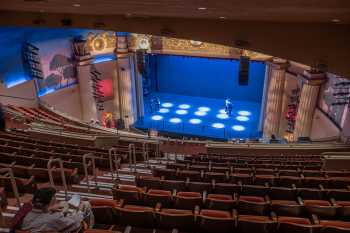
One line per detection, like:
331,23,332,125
73,3,81,7
198,7,207,10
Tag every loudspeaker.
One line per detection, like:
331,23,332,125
239,56,250,85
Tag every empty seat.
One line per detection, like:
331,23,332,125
188,181,212,193
135,175,161,189
177,170,202,181
156,208,195,231
153,168,176,179
174,191,202,210
231,173,253,185
198,209,235,233
238,215,277,233
255,174,276,186
112,185,144,204
205,194,235,210
278,176,303,188
271,200,303,217
328,177,350,189
161,179,186,192
90,199,118,225
303,177,328,189
270,186,297,200
215,183,241,195
320,220,350,233
238,195,269,215
241,185,269,197
303,200,338,219
204,172,227,183
277,216,321,233
144,189,172,208
116,205,155,228
298,188,326,200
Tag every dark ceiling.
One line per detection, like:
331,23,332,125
0,0,350,77
1,0,350,23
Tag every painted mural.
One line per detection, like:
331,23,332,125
318,73,350,128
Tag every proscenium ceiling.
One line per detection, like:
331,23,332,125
0,0,350,78
1,0,350,23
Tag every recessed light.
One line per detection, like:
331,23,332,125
73,3,81,7
331,19,340,23
198,7,207,10
219,16,226,19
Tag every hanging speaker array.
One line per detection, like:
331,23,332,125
239,56,250,86
332,80,350,106
90,66,105,111
22,42,44,80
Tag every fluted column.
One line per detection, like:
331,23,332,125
278,75,292,136
263,60,289,139
119,68,134,128
112,60,121,120
293,72,326,140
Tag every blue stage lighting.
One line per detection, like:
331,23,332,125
93,54,116,64
176,109,188,115
238,110,251,116
162,102,173,108
189,118,202,124
198,107,210,112
232,125,245,131
159,108,170,113
151,115,163,121
194,111,207,116
236,116,249,122
179,104,191,109
219,109,227,114
169,118,182,124
216,113,229,119
212,123,225,129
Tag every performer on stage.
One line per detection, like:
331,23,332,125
225,98,233,116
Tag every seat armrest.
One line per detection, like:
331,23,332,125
347,185,350,191
297,196,304,205
319,184,324,191
330,198,337,206
194,205,200,216
117,199,124,207
123,225,132,233
212,179,215,189
203,190,207,202
265,195,271,204
311,214,320,225
155,202,162,212
292,184,297,190
171,229,179,233
300,174,305,179
270,211,278,222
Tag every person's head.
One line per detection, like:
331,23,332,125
271,134,276,140
32,187,57,211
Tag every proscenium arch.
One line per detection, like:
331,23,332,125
0,10,349,77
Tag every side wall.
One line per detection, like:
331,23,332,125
0,80,37,107
40,84,82,120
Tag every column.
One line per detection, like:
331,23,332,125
112,60,121,121
263,59,289,139
293,72,326,140
278,75,292,136
119,64,134,128
73,38,98,123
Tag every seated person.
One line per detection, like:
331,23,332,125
16,187,93,233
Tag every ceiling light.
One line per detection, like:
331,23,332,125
198,7,207,10
331,19,340,23
219,16,226,19
73,3,81,7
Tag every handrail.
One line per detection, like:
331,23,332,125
0,168,20,207
128,144,136,173
109,148,120,180
142,142,150,168
47,158,68,200
83,153,98,192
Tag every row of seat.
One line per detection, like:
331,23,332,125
152,168,350,189
136,175,350,200
167,162,350,177
91,198,350,233
112,184,350,220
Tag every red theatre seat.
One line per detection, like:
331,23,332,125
198,209,235,233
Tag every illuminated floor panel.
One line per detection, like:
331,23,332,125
134,93,262,139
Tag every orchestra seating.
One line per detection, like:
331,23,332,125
0,127,350,232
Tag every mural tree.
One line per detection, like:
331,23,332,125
49,54,76,87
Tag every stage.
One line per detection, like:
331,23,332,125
134,93,262,140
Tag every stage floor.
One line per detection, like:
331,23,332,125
134,93,262,140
